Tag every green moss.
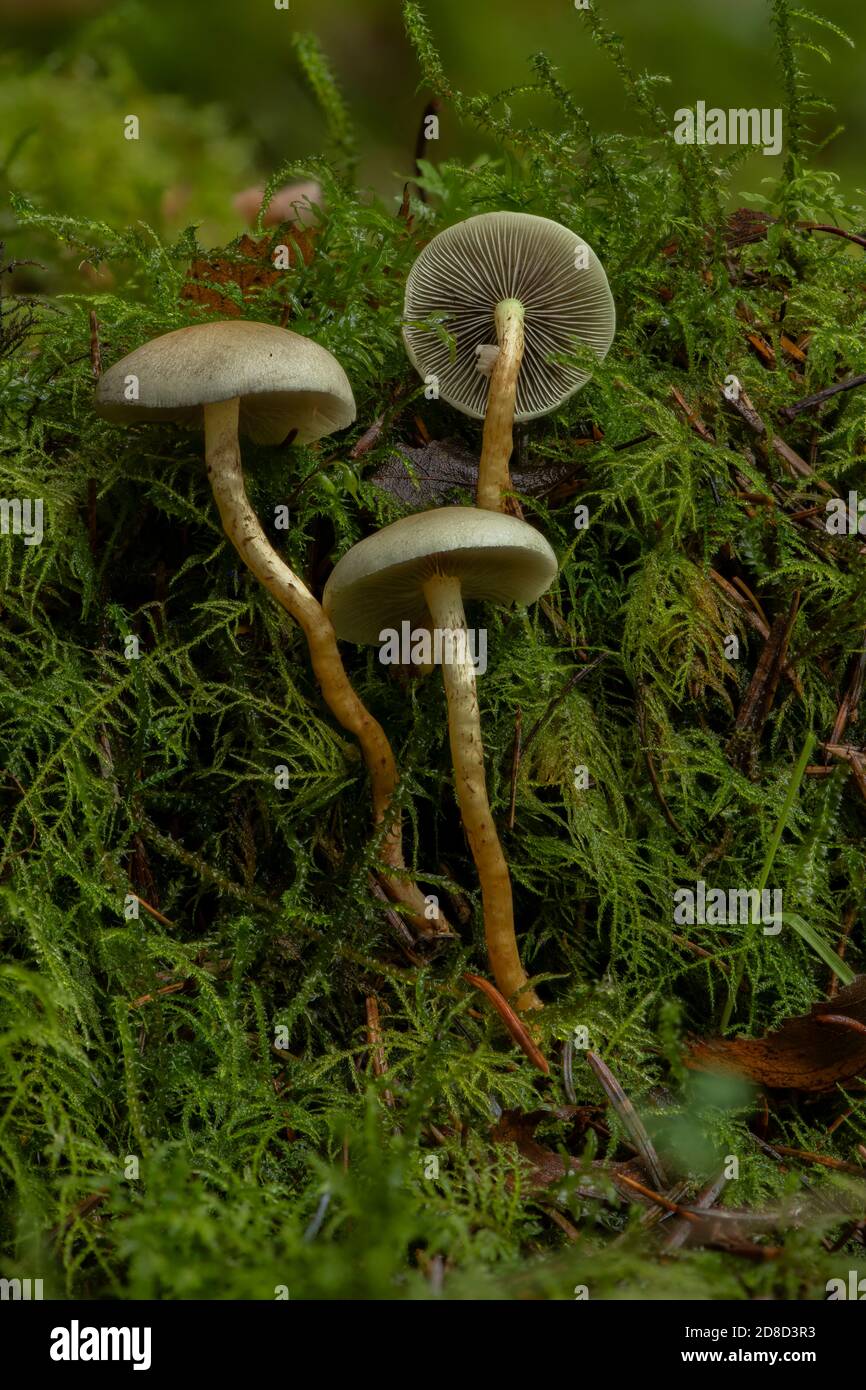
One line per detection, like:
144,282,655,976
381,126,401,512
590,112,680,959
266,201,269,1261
1,0,866,1300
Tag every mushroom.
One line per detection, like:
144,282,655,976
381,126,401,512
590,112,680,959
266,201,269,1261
323,505,558,1010
403,211,615,512
95,318,442,936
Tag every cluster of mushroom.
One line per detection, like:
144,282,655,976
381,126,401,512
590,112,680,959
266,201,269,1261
95,210,614,1016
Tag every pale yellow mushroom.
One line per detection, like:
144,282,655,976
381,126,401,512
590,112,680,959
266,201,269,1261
403,211,616,512
324,506,558,1010
95,319,443,936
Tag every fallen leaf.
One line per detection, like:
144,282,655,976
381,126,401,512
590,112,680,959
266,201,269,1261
491,1107,651,1202
369,438,580,506
687,976,866,1092
180,228,315,318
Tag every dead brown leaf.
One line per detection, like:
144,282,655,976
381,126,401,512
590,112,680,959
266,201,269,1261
369,438,579,507
180,227,316,318
491,1107,650,1203
687,976,866,1092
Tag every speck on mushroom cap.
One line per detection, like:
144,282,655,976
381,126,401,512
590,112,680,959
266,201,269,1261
323,506,558,644
95,319,356,446
403,211,615,423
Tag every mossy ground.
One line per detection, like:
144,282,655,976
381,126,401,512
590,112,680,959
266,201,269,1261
1,2,865,1299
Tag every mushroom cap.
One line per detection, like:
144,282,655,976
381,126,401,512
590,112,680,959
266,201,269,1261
323,506,558,644
95,319,356,445
403,211,615,423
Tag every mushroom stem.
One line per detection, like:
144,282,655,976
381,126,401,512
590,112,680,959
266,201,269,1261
422,571,541,1010
203,396,443,936
477,298,525,514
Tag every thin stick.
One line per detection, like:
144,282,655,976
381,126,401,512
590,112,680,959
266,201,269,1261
801,222,866,250
615,1172,695,1219
586,1050,667,1190
365,995,395,1107
412,99,441,204
464,972,549,1072
424,572,540,1010
770,1145,866,1178
88,309,102,380
779,371,866,422
519,656,605,761
828,905,856,998
636,681,685,836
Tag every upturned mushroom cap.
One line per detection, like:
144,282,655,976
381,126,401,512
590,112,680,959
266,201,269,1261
323,506,558,644
403,211,615,423
95,320,355,445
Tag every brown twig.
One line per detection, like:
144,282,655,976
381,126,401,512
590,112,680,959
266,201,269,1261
670,934,731,973
412,99,441,203
779,372,866,423
615,1172,696,1219
129,981,189,1009
128,893,175,929
709,570,802,694
780,333,807,364
365,994,395,1107
669,386,714,442
801,222,866,250
50,1189,108,1242
770,1145,866,1177
731,575,769,628
822,743,866,804
827,632,866,752
88,309,102,380
746,332,776,368
728,594,799,769
366,873,440,961
721,385,834,491
397,182,412,227
464,973,549,1074
518,656,605,764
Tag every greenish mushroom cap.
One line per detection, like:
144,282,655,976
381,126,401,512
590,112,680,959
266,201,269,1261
95,319,356,446
323,506,558,644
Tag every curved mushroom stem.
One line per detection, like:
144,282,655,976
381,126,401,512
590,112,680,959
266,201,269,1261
422,571,541,1010
477,298,525,514
203,396,446,938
